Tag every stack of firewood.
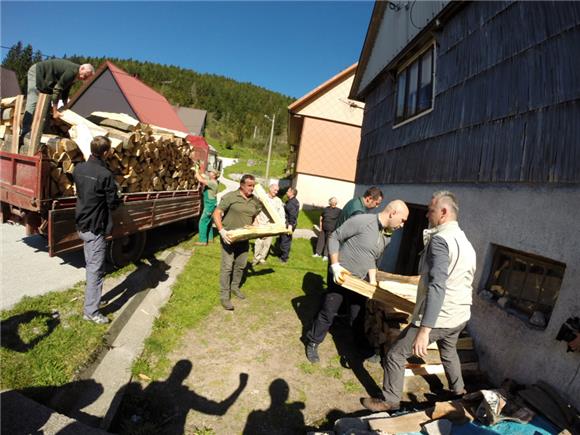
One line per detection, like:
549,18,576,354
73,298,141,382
39,110,201,197
0,96,24,151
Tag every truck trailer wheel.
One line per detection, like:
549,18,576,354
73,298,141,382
108,231,147,268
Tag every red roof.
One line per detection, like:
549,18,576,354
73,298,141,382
105,61,188,133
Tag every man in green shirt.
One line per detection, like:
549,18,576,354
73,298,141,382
194,166,220,245
335,186,384,228
213,174,263,310
20,59,95,145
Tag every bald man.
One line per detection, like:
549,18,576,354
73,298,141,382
305,200,409,363
362,191,476,412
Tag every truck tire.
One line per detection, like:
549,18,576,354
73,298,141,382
108,231,147,268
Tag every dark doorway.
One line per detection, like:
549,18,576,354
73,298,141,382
394,203,428,275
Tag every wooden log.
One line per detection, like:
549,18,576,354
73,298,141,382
340,274,417,313
0,96,18,108
253,184,285,226
90,111,141,129
377,271,420,285
2,107,13,121
28,93,51,156
11,95,25,153
226,224,291,242
0,125,6,139
60,110,108,137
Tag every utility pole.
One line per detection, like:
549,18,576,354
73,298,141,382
265,114,275,182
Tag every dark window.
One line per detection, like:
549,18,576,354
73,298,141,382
395,46,434,125
485,245,565,328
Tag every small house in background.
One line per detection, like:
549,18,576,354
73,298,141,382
287,63,364,208
66,60,208,162
174,106,207,137
350,1,580,407
0,67,21,98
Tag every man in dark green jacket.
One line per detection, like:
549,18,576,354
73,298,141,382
21,59,95,144
335,186,384,228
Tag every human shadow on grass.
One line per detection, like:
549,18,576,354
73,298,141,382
243,378,312,434
0,310,60,352
100,256,170,315
291,272,326,341
111,359,248,434
1,379,104,434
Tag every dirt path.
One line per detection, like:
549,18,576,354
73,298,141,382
154,280,383,434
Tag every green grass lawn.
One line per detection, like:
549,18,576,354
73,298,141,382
0,260,138,391
222,155,287,180
297,208,323,230
0,284,108,390
132,238,327,380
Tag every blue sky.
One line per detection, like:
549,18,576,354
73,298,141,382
1,1,374,98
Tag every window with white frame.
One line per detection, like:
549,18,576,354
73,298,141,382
395,45,434,125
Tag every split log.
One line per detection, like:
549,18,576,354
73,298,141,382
0,96,18,108
226,224,291,242
340,274,417,313
253,184,285,226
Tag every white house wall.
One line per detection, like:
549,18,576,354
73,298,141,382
356,182,580,407
358,1,448,93
295,173,356,210
296,75,364,126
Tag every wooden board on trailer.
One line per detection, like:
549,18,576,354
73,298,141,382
28,93,51,156
10,95,24,153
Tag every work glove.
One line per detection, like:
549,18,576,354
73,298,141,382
331,263,351,285
219,228,232,245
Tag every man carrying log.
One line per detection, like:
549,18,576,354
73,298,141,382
305,200,409,363
20,59,95,144
194,165,220,246
251,182,284,266
213,174,263,311
361,191,476,412
73,136,121,324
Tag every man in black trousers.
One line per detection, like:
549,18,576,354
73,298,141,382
279,187,299,263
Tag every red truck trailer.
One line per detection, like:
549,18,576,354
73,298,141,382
0,148,203,266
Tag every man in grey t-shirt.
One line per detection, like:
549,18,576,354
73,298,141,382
305,200,409,363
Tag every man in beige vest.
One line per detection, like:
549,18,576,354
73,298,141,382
361,191,476,412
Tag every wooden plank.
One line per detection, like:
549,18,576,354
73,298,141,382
377,271,420,285
427,336,473,351
341,274,416,312
226,223,290,242
253,184,285,226
10,95,24,153
369,409,432,433
60,110,108,137
28,93,51,156
0,96,18,108
90,111,140,128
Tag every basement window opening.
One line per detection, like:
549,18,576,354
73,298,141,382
394,44,434,126
483,245,565,329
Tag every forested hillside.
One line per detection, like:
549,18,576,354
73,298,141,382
2,42,293,154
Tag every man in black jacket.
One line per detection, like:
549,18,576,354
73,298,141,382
279,187,299,263
73,136,120,324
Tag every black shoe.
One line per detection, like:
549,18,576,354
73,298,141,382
360,397,400,412
306,342,320,363
221,299,234,310
232,290,246,300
